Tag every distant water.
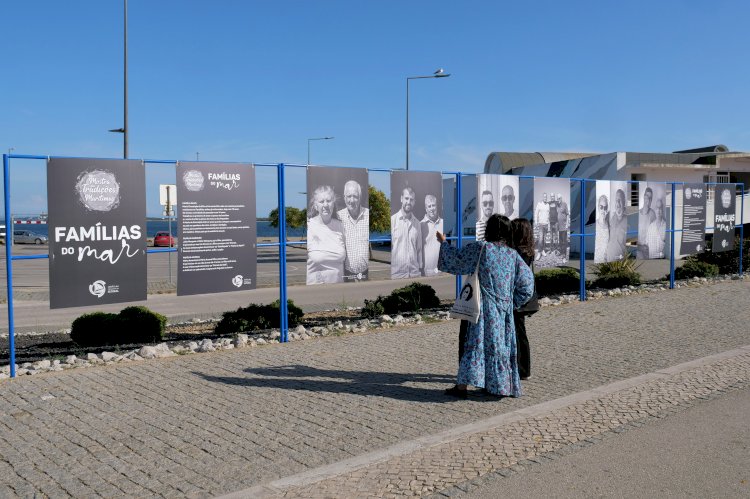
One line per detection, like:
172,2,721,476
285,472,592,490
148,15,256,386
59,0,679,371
11,220,387,239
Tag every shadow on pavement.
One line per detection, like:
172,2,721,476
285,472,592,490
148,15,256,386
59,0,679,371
193,364,466,403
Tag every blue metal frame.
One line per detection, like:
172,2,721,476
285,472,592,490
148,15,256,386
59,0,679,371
277,163,289,342
455,172,463,298
3,154,16,377
740,183,745,276
578,179,588,301
2,154,748,378
669,182,678,289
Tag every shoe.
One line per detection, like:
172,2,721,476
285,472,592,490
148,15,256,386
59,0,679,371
520,376,530,380
444,385,468,399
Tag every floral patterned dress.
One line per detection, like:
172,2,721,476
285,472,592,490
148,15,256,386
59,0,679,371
438,241,534,397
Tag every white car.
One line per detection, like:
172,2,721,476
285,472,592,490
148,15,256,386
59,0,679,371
13,230,48,244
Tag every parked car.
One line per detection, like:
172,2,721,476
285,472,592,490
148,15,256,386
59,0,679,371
13,230,47,244
154,231,176,247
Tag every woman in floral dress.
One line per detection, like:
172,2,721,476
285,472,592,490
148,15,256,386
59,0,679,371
437,214,534,398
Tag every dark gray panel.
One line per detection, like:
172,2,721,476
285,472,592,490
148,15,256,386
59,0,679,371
177,162,257,295
713,185,736,252
47,158,146,309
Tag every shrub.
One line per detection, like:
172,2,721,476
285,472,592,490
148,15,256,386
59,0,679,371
674,259,720,280
215,299,303,335
362,298,385,319
118,306,167,344
361,282,440,317
534,267,581,296
690,236,749,274
591,270,641,289
590,255,642,289
380,282,440,314
592,255,640,276
71,312,119,346
70,306,166,346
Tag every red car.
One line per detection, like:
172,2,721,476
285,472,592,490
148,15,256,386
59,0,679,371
154,231,176,247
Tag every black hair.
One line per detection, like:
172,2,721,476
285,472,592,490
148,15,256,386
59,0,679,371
484,213,511,244
510,218,534,261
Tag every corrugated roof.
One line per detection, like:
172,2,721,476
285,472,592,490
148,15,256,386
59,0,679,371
484,152,596,174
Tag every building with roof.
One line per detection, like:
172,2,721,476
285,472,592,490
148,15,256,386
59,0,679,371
444,146,748,257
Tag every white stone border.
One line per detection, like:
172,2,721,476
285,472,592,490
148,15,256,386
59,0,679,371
1,273,748,379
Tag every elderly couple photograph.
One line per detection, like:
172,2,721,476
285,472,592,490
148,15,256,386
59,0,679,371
306,167,370,285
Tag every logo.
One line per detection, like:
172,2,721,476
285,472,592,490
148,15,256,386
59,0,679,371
231,275,244,288
183,170,205,191
722,239,729,248
76,170,120,212
696,244,702,252
89,280,106,298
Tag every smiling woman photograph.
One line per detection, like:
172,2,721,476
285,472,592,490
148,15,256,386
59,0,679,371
306,184,346,285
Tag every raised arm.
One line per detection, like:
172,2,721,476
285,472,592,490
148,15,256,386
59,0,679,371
438,241,483,276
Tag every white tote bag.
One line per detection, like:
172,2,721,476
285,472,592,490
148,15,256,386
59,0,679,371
450,245,484,323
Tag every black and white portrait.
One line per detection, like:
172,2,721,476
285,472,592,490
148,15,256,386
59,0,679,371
306,166,369,284
680,183,706,256
390,171,443,279
533,177,570,268
637,182,667,259
594,180,628,263
476,174,519,240
594,180,610,263
713,184,736,253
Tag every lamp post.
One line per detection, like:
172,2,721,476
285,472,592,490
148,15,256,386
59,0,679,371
406,68,450,170
109,0,128,159
307,136,334,166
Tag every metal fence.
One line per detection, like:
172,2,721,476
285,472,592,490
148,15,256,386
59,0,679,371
2,154,745,378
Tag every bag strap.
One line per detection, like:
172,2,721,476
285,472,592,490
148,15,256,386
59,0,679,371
472,243,485,275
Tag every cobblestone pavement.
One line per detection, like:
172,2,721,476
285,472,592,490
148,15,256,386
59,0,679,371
0,280,748,498
268,350,750,498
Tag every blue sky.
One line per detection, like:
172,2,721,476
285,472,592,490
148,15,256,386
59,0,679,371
3,0,750,217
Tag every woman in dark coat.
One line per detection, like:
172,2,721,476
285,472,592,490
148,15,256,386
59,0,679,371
510,218,537,379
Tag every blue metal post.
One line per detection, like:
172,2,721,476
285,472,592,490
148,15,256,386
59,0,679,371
277,163,288,342
669,183,676,289
3,154,15,377
740,183,745,276
455,173,463,298
579,179,586,301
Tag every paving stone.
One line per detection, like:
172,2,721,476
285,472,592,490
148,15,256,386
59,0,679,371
0,279,748,497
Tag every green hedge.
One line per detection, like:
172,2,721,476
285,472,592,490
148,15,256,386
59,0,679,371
215,299,303,336
674,259,720,280
362,282,440,318
591,270,641,289
688,236,749,274
71,306,166,346
534,267,581,297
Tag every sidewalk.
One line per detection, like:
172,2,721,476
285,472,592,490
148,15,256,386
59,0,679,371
0,280,748,498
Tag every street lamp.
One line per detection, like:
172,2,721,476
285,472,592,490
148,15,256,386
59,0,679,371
109,0,128,159
307,136,334,166
406,68,450,170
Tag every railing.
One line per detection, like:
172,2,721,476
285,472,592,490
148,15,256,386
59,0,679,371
2,154,745,379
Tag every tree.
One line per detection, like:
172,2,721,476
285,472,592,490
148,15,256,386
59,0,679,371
368,185,390,234
268,207,307,229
